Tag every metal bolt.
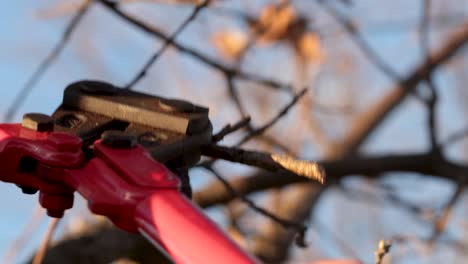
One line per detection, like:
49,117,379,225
39,192,73,218
101,130,137,149
22,113,54,132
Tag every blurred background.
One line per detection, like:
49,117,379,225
1,0,468,263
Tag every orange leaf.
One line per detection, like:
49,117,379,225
212,30,248,60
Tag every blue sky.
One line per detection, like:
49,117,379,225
1,1,468,263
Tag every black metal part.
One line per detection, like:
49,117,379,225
101,130,138,149
52,80,213,169
63,80,209,135
18,185,39,195
172,167,192,198
22,113,54,132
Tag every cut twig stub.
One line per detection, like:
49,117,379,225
271,154,326,184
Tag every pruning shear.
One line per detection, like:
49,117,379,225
0,80,258,264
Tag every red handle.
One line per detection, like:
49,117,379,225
135,190,259,264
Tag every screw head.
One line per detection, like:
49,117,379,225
22,113,54,132
101,130,137,149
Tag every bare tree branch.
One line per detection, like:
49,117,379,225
212,116,251,143
194,152,468,208
201,144,325,183
419,0,440,151
319,1,401,81
246,20,468,261
98,0,294,92
125,0,211,88
32,218,60,264
4,0,92,122
429,181,465,245
202,166,309,247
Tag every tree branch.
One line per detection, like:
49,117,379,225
125,0,211,88
4,0,92,122
194,152,468,208
98,0,294,92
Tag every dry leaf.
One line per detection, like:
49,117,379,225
212,30,248,60
297,32,324,63
254,4,295,44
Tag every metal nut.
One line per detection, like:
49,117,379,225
47,209,65,218
39,192,74,218
22,113,54,132
101,130,137,149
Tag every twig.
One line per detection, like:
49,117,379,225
225,73,248,117
212,116,251,142
239,87,308,145
255,134,298,156
202,165,309,247
32,218,60,264
374,240,392,264
339,184,428,217
99,0,293,92
440,126,468,147
201,144,325,183
2,206,45,264
419,0,440,151
429,182,465,245
4,0,92,122
126,0,211,88
200,87,306,169
319,1,401,81
330,21,468,157
194,152,468,208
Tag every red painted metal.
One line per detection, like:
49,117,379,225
0,124,258,263
135,191,258,264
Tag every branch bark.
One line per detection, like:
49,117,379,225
194,152,468,208
246,22,468,262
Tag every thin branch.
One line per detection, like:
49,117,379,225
339,185,429,217
329,21,468,157
429,182,465,245
194,152,468,208
2,206,45,264
225,74,248,117
98,0,293,92
419,0,440,151
126,0,211,88
199,87,307,170
201,144,325,183
374,240,392,264
212,116,251,143
440,126,468,147
32,218,60,264
255,134,298,156
319,1,401,81
245,20,468,256
4,0,92,122
202,165,309,247
239,87,308,145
